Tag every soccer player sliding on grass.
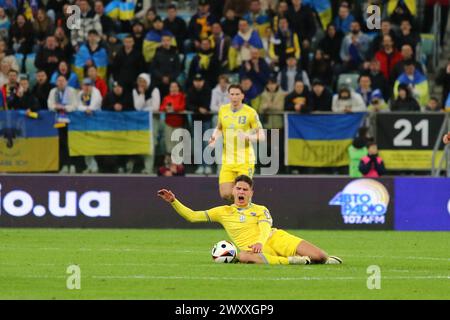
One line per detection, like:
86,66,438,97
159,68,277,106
158,175,342,265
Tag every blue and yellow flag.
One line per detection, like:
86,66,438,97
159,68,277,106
304,0,332,29
286,113,365,167
105,0,120,19
105,0,135,21
68,111,152,156
74,44,108,82
387,0,417,16
142,29,176,63
0,111,59,172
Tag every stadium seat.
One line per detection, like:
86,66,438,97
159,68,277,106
184,52,195,73
365,31,378,41
182,52,196,80
227,73,240,85
420,34,435,57
24,53,37,87
116,33,130,41
419,34,435,66
14,53,24,73
337,73,360,90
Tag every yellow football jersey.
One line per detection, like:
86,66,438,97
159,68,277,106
171,198,303,258
205,203,273,251
218,104,262,165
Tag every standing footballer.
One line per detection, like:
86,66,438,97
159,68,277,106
209,84,265,202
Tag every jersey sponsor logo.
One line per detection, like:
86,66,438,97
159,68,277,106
239,215,246,222
0,183,111,218
329,179,389,225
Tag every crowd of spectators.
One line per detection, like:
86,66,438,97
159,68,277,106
0,0,449,174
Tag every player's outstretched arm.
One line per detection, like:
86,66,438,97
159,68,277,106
157,189,209,223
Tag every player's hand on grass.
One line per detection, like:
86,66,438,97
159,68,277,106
157,189,175,203
248,243,263,253
443,133,450,145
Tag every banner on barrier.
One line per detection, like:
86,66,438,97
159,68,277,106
329,179,390,225
0,176,394,230
285,113,365,167
376,113,446,170
395,178,450,231
68,111,152,156
0,111,58,172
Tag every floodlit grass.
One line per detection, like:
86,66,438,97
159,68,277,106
0,229,448,299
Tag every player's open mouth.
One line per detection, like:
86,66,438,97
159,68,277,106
238,196,245,201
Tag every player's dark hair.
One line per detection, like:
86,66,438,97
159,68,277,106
235,175,254,189
228,84,244,93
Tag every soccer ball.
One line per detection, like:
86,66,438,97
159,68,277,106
211,240,237,263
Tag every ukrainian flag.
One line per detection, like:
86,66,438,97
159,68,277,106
243,13,270,39
304,0,332,29
105,0,120,19
73,44,108,82
143,30,176,63
119,1,135,21
105,0,135,21
286,113,365,167
0,111,59,172
68,111,152,156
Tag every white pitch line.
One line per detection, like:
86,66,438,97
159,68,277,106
0,246,201,254
0,263,443,274
344,255,450,262
13,274,450,281
0,262,221,268
1,247,449,261
2,246,450,262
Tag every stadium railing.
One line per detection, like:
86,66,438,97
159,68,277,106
431,112,449,177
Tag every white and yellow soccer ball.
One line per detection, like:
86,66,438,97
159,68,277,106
211,240,237,263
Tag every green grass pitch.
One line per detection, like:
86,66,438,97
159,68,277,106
0,229,449,299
